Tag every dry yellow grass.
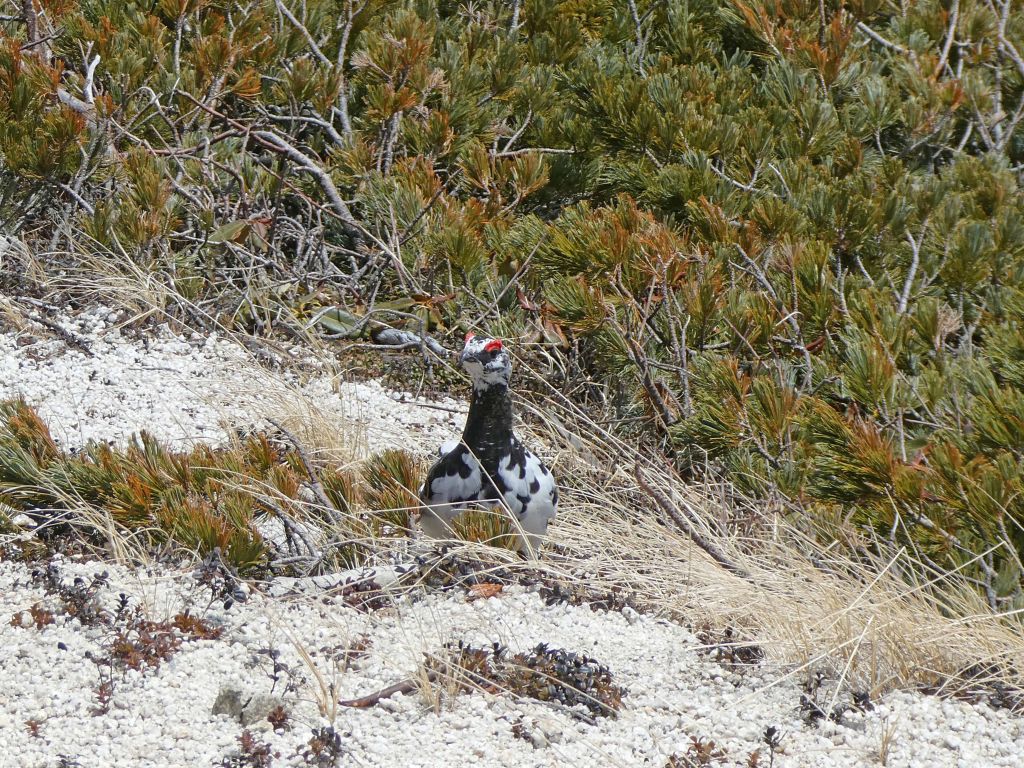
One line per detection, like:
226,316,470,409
513,350,1024,699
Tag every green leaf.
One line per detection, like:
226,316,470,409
208,220,249,244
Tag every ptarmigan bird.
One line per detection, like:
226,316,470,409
417,334,558,556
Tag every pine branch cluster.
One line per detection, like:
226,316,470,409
2,0,1024,602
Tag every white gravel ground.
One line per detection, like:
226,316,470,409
0,306,463,455
1,311,1023,768
2,557,1021,768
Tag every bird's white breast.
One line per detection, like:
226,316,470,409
497,449,558,533
424,450,482,517
419,442,558,555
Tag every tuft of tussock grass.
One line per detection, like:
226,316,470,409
359,449,420,534
450,508,517,550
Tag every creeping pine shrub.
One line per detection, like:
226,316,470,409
0,399,438,571
0,399,271,572
358,448,421,533
4,0,1024,603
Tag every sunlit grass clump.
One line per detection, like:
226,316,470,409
450,509,517,550
360,448,420,533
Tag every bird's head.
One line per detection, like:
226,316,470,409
460,333,512,390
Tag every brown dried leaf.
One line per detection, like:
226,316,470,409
467,583,503,601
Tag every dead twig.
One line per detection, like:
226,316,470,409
173,90,365,250
17,301,95,356
634,464,750,580
339,671,438,708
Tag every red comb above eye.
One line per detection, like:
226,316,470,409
484,339,503,352
464,332,476,343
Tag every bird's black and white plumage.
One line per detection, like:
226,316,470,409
417,334,558,556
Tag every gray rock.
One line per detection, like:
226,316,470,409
211,687,285,727
536,715,565,745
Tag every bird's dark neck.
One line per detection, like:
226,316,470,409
462,382,514,462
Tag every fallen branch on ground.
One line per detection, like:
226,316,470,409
339,671,438,708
